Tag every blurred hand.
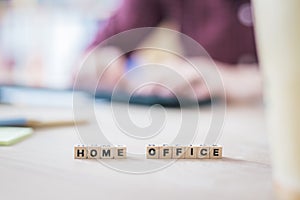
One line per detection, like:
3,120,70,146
74,47,128,92
134,57,262,103
134,58,211,100
219,62,262,103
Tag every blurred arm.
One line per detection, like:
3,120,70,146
88,0,164,51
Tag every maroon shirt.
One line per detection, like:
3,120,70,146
90,0,257,64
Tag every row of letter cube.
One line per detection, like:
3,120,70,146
146,144,222,159
74,145,126,159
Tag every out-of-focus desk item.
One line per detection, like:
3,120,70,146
95,90,212,107
0,103,272,200
0,117,86,128
0,85,212,107
253,1,300,198
0,127,33,145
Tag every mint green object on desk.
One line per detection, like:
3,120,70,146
0,127,33,146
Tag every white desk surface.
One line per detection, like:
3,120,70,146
0,102,273,200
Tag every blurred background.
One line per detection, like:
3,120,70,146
0,0,261,106
0,0,120,89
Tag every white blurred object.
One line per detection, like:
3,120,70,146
0,0,121,89
1,7,88,88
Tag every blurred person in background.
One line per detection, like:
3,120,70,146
82,0,261,103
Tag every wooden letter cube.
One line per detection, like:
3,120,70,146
196,145,210,159
159,144,173,159
172,145,186,159
74,145,87,159
87,145,101,159
114,145,127,159
146,144,159,159
209,145,223,159
185,145,197,159
100,145,115,159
